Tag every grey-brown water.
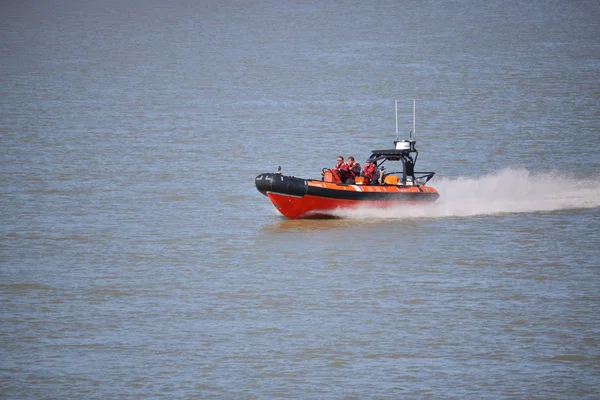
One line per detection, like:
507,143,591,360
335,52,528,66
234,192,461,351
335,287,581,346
2,0,599,398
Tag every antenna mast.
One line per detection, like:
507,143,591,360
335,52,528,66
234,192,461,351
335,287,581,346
412,99,416,139
395,99,399,135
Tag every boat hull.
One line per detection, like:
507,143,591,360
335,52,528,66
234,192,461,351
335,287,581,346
256,173,439,219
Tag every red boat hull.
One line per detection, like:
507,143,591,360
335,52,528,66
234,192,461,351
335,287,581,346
266,192,434,219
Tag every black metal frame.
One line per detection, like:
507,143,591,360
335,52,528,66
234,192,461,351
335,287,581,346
365,148,435,185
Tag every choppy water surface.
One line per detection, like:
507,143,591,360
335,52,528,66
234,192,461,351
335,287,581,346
2,0,599,398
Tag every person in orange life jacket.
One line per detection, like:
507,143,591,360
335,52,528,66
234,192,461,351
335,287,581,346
362,160,379,184
333,156,350,182
347,156,361,182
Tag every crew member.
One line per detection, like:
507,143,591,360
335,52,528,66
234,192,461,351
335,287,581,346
347,156,361,182
362,160,379,185
333,156,350,182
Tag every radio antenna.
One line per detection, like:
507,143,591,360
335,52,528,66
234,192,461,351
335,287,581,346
412,99,416,139
395,99,399,136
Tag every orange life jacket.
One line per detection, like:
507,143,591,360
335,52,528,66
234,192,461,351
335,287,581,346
334,162,350,181
362,163,376,180
347,162,361,178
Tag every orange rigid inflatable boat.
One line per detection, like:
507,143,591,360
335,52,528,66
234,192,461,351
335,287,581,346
255,139,440,219
256,101,440,219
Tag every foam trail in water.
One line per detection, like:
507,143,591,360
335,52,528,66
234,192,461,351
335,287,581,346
333,168,600,220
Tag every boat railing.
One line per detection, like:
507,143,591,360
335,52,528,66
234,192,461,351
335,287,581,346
382,170,435,185
415,171,435,185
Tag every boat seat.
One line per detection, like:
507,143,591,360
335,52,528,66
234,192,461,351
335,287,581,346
322,169,341,183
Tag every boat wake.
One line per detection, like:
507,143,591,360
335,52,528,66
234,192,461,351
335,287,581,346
332,168,600,219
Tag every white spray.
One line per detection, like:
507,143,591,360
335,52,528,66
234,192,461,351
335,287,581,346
333,168,600,220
